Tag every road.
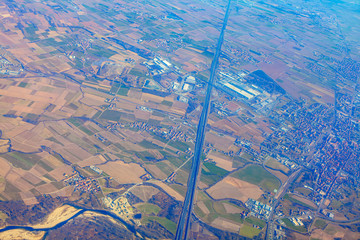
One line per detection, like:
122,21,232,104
174,1,232,240
265,167,303,240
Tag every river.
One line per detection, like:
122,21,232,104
0,204,139,238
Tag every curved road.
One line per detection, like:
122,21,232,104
175,1,232,240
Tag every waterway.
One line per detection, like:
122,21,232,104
0,203,139,238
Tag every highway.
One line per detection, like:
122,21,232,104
265,167,303,240
175,1,232,240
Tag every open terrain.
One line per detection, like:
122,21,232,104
0,0,359,239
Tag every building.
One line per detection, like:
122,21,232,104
185,76,196,84
223,82,254,99
183,83,192,91
173,82,180,90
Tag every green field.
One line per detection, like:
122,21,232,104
0,210,8,222
78,125,94,136
203,162,229,176
161,100,173,107
284,194,316,210
135,203,161,215
159,150,187,168
68,117,83,127
170,184,187,197
109,82,121,94
101,187,119,195
313,219,327,229
37,160,54,172
152,135,168,144
87,45,117,58
282,218,307,233
195,192,245,224
231,164,280,193
138,140,162,149
201,50,214,59
2,152,40,170
46,137,64,146
239,225,261,238
117,86,130,96
232,156,250,168
328,199,343,210
63,133,99,155
167,140,190,152
99,110,122,121
18,82,28,88
201,161,229,186
129,68,147,77
265,157,290,174
142,216,177,234
240,152,255,161
148,119,161,126
144,79,161,90
294,187,312,197
152,111,166,117
136,151,156,162
23,113,40,123
43,173,57,182
155,161,174,176
245,216,266,229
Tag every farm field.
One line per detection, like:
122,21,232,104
231,164,281,193
0,0,359,239
206,176,263,202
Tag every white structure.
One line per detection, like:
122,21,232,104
183,83,192,91
185,76,196,84
224,82,254,99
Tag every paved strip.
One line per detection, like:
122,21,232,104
175,1,232,239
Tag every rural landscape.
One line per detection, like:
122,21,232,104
0,0,359,239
